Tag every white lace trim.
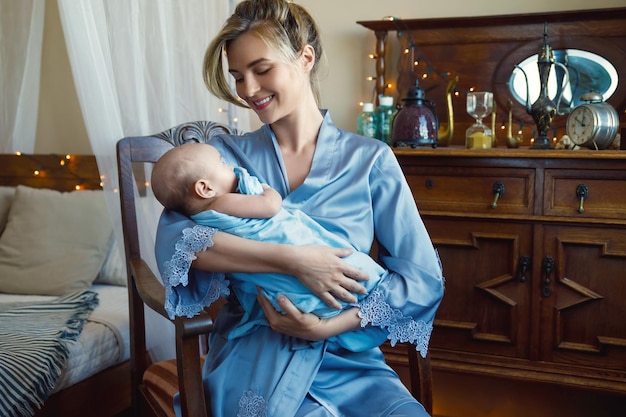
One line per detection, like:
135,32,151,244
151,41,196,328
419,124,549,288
163,225,217,287
357,289,433,358
162,225,230,318
237,390,267,417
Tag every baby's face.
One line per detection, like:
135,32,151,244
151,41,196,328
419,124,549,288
196,145,237,193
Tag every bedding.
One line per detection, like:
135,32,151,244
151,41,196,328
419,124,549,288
0,174,130,417
52,285,130,391
0,185,112,296
0,186,14,233
0,290,99,417
0,285,131,393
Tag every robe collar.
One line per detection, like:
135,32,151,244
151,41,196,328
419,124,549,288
262,110,341,204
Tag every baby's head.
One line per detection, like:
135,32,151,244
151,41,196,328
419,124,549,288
152,142,235,216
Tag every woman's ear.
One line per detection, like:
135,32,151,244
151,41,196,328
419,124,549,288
300,44,316,73
194,179,217,199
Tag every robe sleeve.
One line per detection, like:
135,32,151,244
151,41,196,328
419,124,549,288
155,209,231,319
355,146,445,357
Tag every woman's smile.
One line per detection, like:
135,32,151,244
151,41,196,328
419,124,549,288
252,95,274,110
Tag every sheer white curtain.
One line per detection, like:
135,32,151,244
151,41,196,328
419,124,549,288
0,0,45,153
57,0,248,360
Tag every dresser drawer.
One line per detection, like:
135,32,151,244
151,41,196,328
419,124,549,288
544,169,626,219
402,165,535,215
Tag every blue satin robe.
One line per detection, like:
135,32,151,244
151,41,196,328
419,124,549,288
155,111,444,417
190,166,391,351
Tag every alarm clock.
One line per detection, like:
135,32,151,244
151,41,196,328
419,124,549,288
565,91,620,150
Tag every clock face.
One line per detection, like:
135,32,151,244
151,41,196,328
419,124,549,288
566,105,595,145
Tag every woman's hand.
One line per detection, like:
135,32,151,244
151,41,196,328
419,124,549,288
193,232,369,309
257,289,362,341
285,245,369,309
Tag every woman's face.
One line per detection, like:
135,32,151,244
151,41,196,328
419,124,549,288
227,32,307,125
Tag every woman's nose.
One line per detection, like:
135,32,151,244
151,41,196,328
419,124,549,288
240,76,260,99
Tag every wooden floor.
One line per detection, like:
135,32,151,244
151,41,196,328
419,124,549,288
113,367,626,417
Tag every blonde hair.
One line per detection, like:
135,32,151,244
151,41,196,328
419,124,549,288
203,0,323,108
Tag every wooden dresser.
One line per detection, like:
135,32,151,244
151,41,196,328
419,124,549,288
386,147,626,395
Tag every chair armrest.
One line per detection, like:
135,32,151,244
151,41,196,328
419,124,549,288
130,258,169,319
130,257,213,416
130,258,215,336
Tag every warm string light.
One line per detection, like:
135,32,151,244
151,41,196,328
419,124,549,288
365,17,541,143
217,104,240,128
396,18,538,141
391,17,452,83
460,86,535,142
15,153,102,190
364,71,380,104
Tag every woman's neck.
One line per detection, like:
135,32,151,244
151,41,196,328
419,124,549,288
271,103,323,191
271,101,323,153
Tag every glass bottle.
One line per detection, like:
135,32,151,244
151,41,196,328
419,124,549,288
375,96,396,144
357,102,377,138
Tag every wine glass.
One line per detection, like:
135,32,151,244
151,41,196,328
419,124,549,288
466,91,493,148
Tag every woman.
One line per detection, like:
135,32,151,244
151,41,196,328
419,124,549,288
155,0,444,415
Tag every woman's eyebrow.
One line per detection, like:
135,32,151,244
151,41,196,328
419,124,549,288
228,58,271,74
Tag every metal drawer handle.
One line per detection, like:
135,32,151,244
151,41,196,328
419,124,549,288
491,181,505,209
519,255,530,283
576,184,589,214
542,256,554,297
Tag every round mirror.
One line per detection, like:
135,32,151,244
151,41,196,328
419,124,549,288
509,49,618,114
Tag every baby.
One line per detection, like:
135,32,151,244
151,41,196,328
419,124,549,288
152,142,390,350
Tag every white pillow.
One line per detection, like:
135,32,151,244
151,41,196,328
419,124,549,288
0,185,112,295
0,186,16,234
94,234,127,286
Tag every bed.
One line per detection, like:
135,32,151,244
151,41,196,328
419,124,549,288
0,153,130,417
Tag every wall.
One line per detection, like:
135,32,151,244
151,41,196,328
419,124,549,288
36,0,624,150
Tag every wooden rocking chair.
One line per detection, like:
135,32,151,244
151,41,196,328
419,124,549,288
116,121,434,417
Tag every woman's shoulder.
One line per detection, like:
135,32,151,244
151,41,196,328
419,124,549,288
334,126,395,160
210,126,273,160
320,111,390,153
210,125,268,147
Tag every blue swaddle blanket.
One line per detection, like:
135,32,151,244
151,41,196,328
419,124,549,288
191,167,389,345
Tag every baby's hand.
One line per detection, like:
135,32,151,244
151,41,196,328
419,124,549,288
259,185,282,216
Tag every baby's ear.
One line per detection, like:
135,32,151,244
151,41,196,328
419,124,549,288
195,179,217,199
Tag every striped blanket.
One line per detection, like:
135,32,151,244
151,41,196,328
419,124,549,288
0,290,99,417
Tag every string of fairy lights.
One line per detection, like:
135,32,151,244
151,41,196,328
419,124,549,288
13,152,103,190
362,16,560,143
